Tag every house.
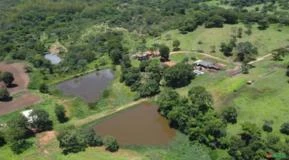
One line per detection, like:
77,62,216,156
133,50,160,61
193,70,205,75
21,109,35,123
194,60,221,70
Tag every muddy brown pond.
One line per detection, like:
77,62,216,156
56,69,114,103
94,102,176,145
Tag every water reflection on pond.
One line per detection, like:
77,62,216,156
94,102,176,145
56,69,114,103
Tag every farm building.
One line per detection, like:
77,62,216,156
133,50,160,61
194,60,221,70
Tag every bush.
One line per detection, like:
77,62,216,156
280,122,289,135
83,129,103,147
55,104,68,123
0,72,14,87
10,139,32,154
104,136,119,152
262,121,273,132
58,130,86,154
29,109,53,132
222,107,238,124
39,83,49,94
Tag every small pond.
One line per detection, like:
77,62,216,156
44,53,62,65
94,102,176,145
56,69,114,103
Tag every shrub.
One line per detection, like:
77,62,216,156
10,139,32,154
263,121,273,132
55,104,68,123
280,122,289,135
104,136,119,152
58,130,86,154
83,129,103,147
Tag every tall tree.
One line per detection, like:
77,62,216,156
1,72,14,87
159,45,170,61
29,109,53,132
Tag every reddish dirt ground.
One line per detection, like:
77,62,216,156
0,91,41,116
0,62,29,94
37,131,57,146
0,62,41,115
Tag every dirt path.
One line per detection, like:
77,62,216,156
170,51,229,63
248,54,272,65
74,98,148,127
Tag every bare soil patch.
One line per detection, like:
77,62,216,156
37,131,57,146
0,91,41,116
0,62,29,94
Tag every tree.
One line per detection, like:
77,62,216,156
188,86,213,113
280,122,289,135
39,83,49,94
103,136,119,152
58,130,86,154
121,67,141,87
220,42,234,57
29,109,53,132
82,129,103,147
55,104,68,123
157,88,180,117
109,48,123,65
205,15,225,28
173,40,181,51
258,18,269,30
138,80,160,97
10,139,32,154
222,107,238,124
5,114,29,142
272,48,288,61
0,87,10,101
164,63,194,88
159,45,170,61
236,42,258,63
0,72,14,87
240,122,261,144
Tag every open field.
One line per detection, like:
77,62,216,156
147,24,289,59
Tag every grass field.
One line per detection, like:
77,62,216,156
146,24,289,59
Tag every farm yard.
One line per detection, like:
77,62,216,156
0,63,41,115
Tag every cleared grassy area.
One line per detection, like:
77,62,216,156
147,24,289,58
226,57,289,139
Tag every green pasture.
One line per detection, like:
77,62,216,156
147,24,289,58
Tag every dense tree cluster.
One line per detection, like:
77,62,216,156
157,87,227,148
1,110,53,154
163,63,195,88
57,128,116,154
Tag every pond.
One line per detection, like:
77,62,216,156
56,69,114,103
94,102,176,145
44,53,62,65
